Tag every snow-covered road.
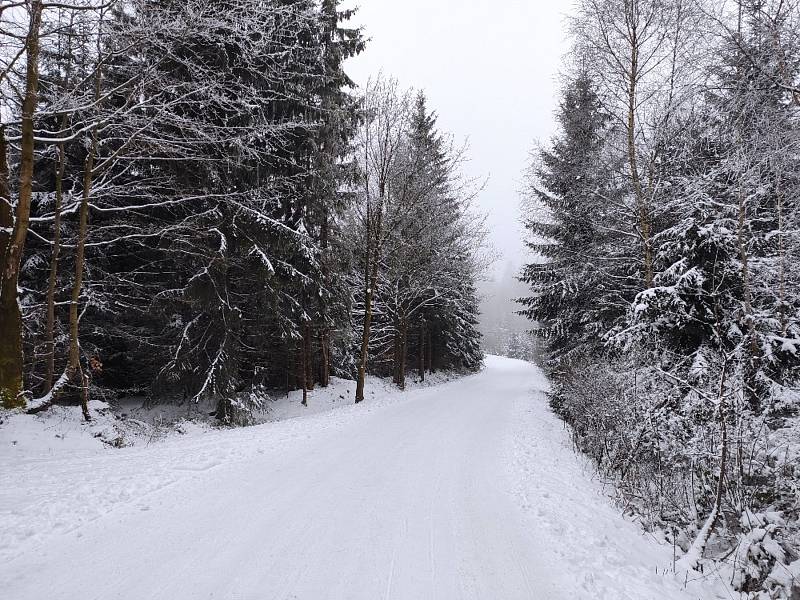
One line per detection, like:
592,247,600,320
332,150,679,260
1,356,720,599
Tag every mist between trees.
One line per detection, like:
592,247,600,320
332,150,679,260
479,259,541,363
518,0,800,595
0,1,485,422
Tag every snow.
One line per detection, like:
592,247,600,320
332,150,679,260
768,559,800,592
674,504,718,574
26,372,70,413
249,245,276,273
0,372,459,461
1,356,726,599
505,357,729,599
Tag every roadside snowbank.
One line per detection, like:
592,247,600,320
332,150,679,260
504,357,732,599
0,371,459,459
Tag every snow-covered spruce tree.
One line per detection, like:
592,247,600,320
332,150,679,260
623,28,800,409
405,94,484,375
97,0,345,420
432,274,484,373
39,0,320,419
518,74,622,367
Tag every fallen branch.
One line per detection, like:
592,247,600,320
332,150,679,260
26,372,69,414
26,368,90,421
677,359,730,572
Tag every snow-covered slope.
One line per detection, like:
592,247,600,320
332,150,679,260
1,356,725,599
0,372,459,459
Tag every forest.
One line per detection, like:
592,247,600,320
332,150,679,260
0,0,485,423
4,0,800,598
520,0,800,595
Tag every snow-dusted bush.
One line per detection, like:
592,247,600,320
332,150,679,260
217,387,270,428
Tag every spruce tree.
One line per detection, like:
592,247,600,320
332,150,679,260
518,74,620,365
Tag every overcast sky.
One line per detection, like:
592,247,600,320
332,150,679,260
344,0,575,272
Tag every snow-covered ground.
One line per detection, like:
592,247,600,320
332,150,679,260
0,372,458,458
1,356,728,599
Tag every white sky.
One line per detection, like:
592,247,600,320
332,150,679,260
345,0,575,270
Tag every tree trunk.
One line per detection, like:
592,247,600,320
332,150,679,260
318,329,330,388
44,134,67,393
355,214,380,403
304,323,314,391
355,277,375,403
0,249,23,409
355,120,385,403
625,31,653,289
392,334,397,384
0,126,24,409
0,3,43,409
301,335,308,407
677,361,729,572
737,184,761,412
775,180,787,337
285,351,290,395
426,330,433,373
64,148,95,421
391,316,405,388
216,397,231,423
398,318,407,390
418,321,425,381
318,210,331,387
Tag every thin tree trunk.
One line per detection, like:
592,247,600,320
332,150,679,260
355,267,376,403
355,206,381,403
44,133,67,393
354,244,370,403
776,180,787,337
32,44,101,419
65,147,95,421
318,329,330,388
304,323,314,392
398,318,407,390
737,183,760,412
0,3,43,409
392,327,400,385
625,28,653,288
301,336,308,407
285,352,290,395
306,323,313,391
318,210,331,387
418,321,425,382
678,361,729,572
427,330,433,373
